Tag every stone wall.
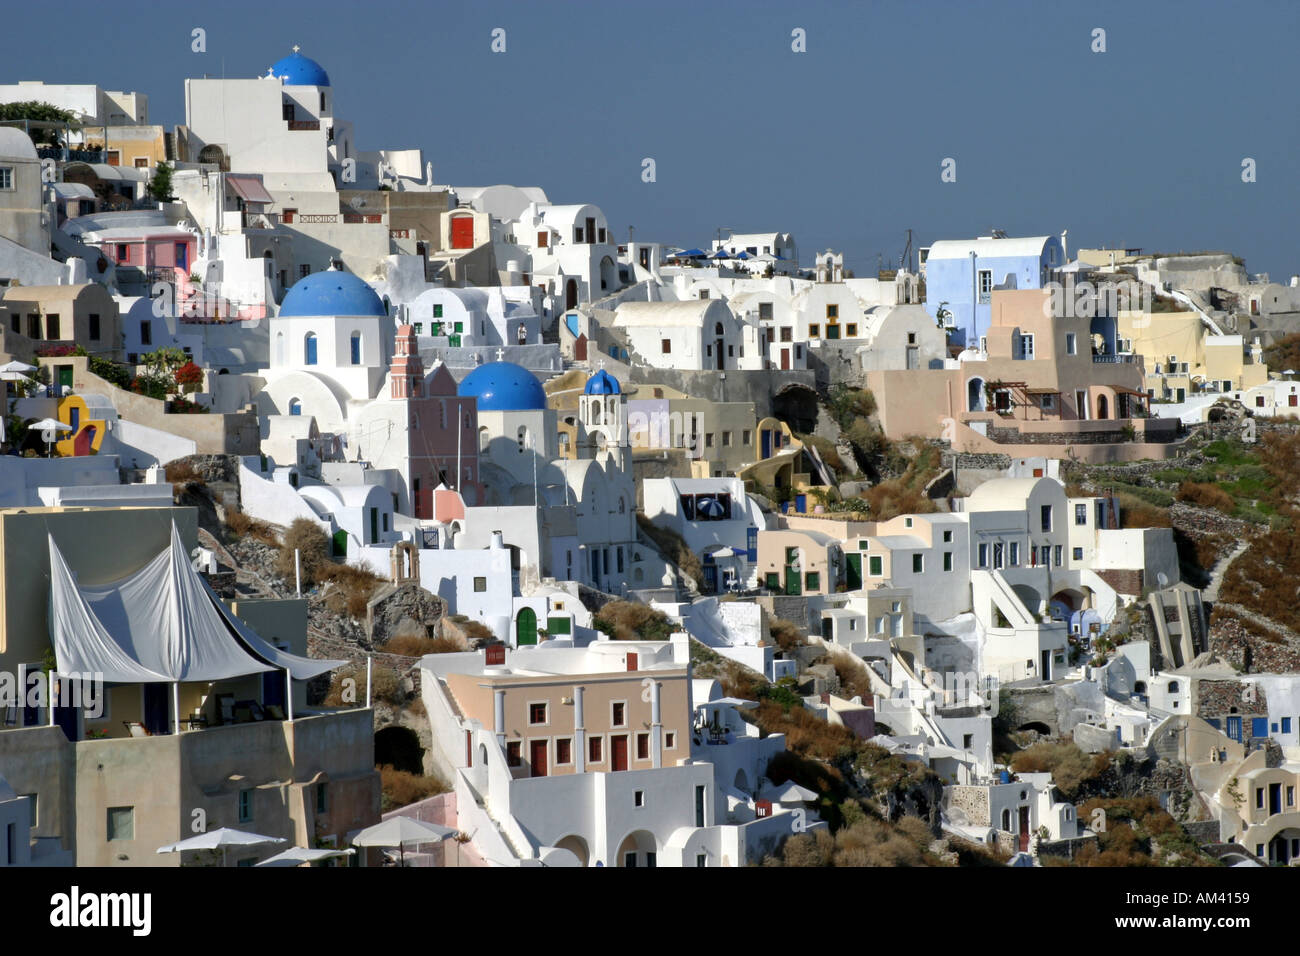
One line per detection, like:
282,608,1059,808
1196,679,1267,719
946,786,991,826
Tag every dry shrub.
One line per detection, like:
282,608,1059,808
768,618,805,653
593,600,674,641
165,459,205,489
224,507,279,544
768,814,934,867
1009,741,1108,799
273,518,330,585
321,560,384,619
718,660,765,701
831,653,874,702
459,620,495,643
382,632,465,656
1176,481,1236,513
1117,497,1171,529
379,765,450,811
754,700,859,761
324,662,403,706
770,828,835,867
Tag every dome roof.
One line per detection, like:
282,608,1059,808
584,368,621,395
458,361,547,412
268,49,330,87
279,271,386,318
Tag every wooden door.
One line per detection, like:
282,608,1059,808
529,739,547,777
611,734,628,772
451,216,474,249
780,348,790,370
1018,807,1030,852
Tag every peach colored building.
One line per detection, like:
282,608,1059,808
867,288,1178,461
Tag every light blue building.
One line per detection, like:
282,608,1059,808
922,233,1067,347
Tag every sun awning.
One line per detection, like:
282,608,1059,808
54,524,275,683
227,174,274,204
1113,386,1147,396
48,535,171,683
202,577,345,681
1025,387,1059,394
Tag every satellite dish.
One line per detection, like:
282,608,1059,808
349,196,368,210
1156,572,1169,588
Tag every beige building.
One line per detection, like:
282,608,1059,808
445,663,691,778
756,526,841,596
0,505,380,866
1,283,123,362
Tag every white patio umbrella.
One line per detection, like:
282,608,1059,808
27,417,72,455
0,360,37,375
156,827,287,867
351,816,457,866
255,846,356,867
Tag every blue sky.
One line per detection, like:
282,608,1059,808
11,0,1300,277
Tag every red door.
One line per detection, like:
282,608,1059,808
780,348,790,370
626,652,638,672
451,216,474,249
1018,807,1030,852
610,735,628,772
530,740,548,777
281,208,296,224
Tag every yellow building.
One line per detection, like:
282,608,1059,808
1117,310,1268,402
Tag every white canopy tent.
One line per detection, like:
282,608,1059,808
48,522,346,735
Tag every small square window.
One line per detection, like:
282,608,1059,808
556,738,572,764
809,323,820,337
1073,547,1083,560
473,576,487,592
589,736,603,762
529,702,547,725
943,530,952,542
912,553,923,573
661,338,671,354
665,732,676,749
107,806,134,841
634,790,645,808
612,702,626,726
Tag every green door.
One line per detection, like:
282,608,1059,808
546,615,571,636
516,607,537,646
784,568,802,595
846,553,862,590
58,365,73,388
332,530,348,558
369,507,378,544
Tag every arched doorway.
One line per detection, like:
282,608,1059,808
599,256,617,292
1096,393,1109,420
554,834,590,867
615,830,658,868
565,279,578,311
516,607,537,646
968,377,986,412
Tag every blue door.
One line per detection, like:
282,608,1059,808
175,242,188,271
1252,717,1268,739
761,429,772,459
262,669,286,713
1226,716,1242,742
304,334,318,365
795,494,807,513
746,526,758,562
144,684,171,735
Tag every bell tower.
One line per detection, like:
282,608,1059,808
391,324,423,398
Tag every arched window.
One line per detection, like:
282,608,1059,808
275,331,285,365
288,398,302,416
350,331,361,365
478,426,490,453
304,331,318,366
591,401,602,425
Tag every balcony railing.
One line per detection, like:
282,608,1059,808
1092,353,1134,364
297,213,337,224
342,212,383,224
